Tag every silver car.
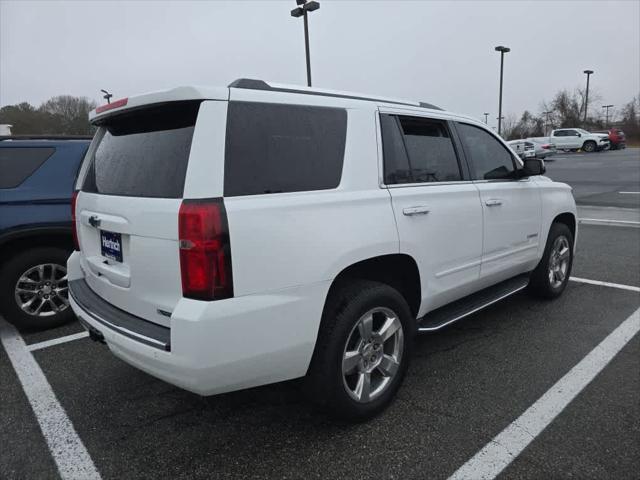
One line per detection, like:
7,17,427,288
528,138,557,160
507,140,536,160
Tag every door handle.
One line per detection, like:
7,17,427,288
485,199,503,207
403,206,430,216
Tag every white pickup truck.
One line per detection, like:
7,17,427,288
543,128,609,152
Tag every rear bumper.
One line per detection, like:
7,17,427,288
70,279,170,351
67,251,330,396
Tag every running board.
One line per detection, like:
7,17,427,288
417,274,530,332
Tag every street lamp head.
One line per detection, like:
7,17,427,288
495,46,510,53
290,6,304,17
584,69,594,75
304,1,320,12
296,0,306,4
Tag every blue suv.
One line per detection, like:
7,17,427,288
0,136,91,329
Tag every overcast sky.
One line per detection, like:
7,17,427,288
1,0,638,126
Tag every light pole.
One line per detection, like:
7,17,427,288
495,46,510,136
583,69,594,123
602,104,613,127
543,110,552,135
291,0,320,87
483,112,489,124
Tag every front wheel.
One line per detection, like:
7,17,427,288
528,223,574,299
582,141,597,153
304,280,414,421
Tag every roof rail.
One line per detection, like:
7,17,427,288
227,78,443,111
0,135,94,141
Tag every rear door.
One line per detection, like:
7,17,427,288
76,101,203,326
381,111,484,313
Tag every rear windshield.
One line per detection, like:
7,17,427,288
82,101,200,198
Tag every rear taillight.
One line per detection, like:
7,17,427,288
178,198,233,301
71,190,79,251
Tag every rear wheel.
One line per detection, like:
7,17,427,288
0,247,74,330
528,223,573,299
305,280,414,421
582,140,597,152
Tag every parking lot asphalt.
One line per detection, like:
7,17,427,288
545,148,640,209
2,219,639,479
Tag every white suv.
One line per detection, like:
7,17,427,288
68,79,577,420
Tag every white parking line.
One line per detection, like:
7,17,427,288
570,277,640,293
449,306,640,480
27,331,90,352
0,318,101,480
619,192,640,194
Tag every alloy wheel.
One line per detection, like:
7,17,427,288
342,307,404,403
14,263,69,317
548,236,570,289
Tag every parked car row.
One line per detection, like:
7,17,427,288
509,126,617,160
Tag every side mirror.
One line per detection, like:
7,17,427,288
522,158,545,177
577,133,582,137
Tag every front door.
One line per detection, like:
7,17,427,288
379,112,484,314
455,122,542,284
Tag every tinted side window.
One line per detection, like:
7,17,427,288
0,147,55,188
380,115,411,184
397,116,461,183
457,123,516,180
83,101,199,198
554,130,565,137
224,102,346,196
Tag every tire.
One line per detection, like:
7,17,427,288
304,280,415,421
0,247,74,330
582,141,597,153
528,223,574,299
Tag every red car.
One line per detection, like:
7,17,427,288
607,128,626,150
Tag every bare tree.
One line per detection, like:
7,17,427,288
0,95,96,135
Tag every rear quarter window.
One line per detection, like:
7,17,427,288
224,102,347,196
82,101,200,198
0,147,55,188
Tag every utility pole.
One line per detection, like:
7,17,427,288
495,46,510,136
290,1,320,87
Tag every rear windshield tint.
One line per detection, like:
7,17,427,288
0,147,55,188
82,101,200,198
224,101,347,196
